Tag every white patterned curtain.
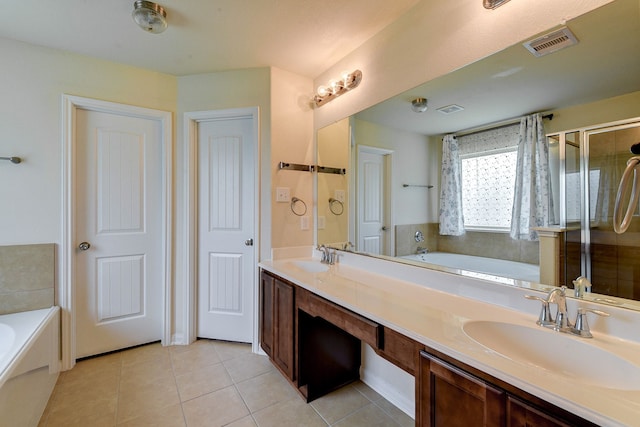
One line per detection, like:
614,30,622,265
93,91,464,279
510,114,555,240
439,134,465,236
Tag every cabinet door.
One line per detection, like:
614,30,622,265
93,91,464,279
274,278,295,380
260,271,275,357
507,396,571,427
418,351,505,427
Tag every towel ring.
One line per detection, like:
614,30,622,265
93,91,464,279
291,197,307,216
614,156,640,234
328,198,344,215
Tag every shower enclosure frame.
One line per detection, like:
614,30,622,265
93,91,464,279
550,116,640,294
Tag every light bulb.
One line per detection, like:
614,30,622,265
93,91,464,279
340,71,351,85
317,85,329,97
328,79,341,94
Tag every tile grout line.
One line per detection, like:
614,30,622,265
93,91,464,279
169,347,190,427
113,354,123,426
370,399,408,427
218,344,254,427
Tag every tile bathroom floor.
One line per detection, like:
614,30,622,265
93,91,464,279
38,340,414,427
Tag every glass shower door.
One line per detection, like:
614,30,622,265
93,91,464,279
585,122,640,299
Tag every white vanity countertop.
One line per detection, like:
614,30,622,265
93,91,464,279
259,254,640,427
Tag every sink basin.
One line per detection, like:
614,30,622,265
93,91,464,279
463,321,640,390
288,260,330,273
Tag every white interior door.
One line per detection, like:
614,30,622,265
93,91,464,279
75,108,164,358
197,116,255,343
357,148,390,255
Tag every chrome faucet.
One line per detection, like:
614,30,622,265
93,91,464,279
524,292,554,327
573,307,610,338
525,286,609,338
343,241,354,251
318,245,329,264
547,287,572,331
573,276,592,298
318,245,337,265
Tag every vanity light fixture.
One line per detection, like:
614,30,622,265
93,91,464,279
410,97,428,113
132,1,168,34
313,70,362,107
483,0,511,9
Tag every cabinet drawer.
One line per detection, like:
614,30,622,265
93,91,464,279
376,327,424,375
304,292,381,349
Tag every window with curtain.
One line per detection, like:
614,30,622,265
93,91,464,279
458,124,520,231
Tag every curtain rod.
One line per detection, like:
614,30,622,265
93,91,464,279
454,113,553,138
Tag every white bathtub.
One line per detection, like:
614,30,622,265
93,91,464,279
0,307,60,427
399,252,539,283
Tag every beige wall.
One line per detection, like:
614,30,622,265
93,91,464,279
317,118,350,246
546,90,640,134
353,119,438,225
0,38,176,249
270,68,315,249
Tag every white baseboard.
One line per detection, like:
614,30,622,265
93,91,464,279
170,333,188,346
361,344,415,418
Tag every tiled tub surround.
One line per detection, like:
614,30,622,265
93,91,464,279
0,243,55,315
261,248,640,427
395,223,538,264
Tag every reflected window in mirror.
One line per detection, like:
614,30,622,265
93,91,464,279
461,151,517,230
458,123,519,232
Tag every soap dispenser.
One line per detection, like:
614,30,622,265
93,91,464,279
572,276,592,298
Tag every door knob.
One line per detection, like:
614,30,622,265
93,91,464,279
245,238,254,246
381,226,388,231
78,242,91,251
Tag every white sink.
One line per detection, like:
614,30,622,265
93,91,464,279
463,321,640,391
288,260,330,273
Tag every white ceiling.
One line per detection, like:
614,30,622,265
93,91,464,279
0,0,418,78
355,0,640,136
2,0,637,135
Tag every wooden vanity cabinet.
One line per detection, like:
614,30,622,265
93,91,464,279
418,351,505,426
375,327,424,375
259,270,295,380
260,268,597,427
507,396,571,427
417,351,596,427
259,271,274,357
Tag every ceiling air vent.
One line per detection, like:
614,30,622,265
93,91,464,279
523,27,578,57
437,104,465,115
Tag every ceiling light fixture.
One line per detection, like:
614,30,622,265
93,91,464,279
132,1,168,34
313,70,362,108
410,98,428,113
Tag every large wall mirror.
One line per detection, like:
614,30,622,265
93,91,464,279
316,0,640,309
